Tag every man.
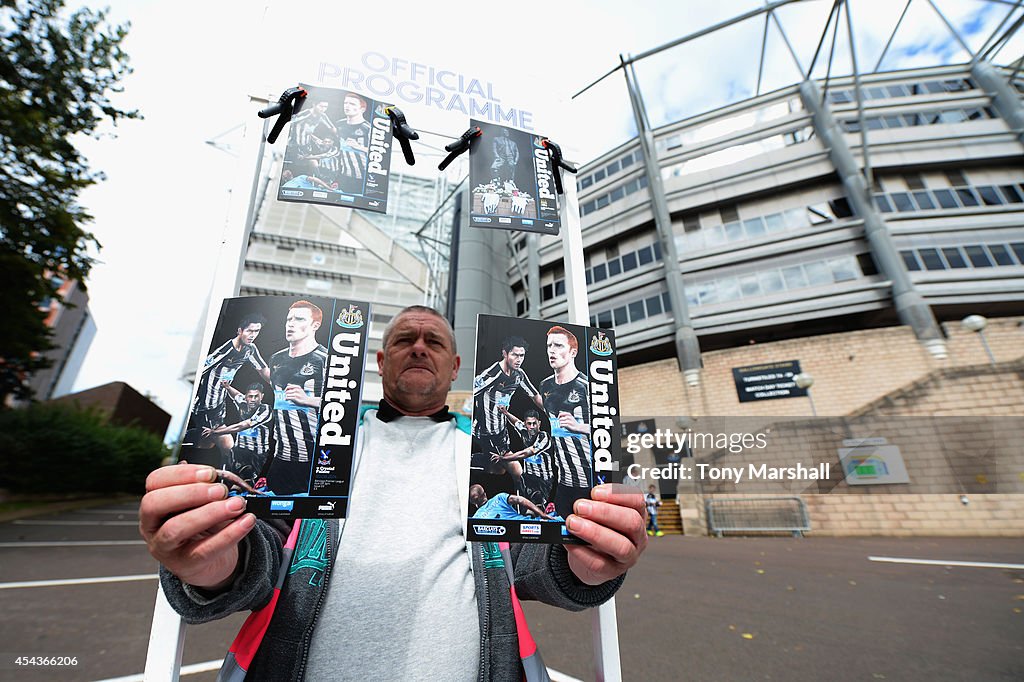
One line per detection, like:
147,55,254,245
645,485,664,537
140,305,647,680
289,99,337,154
472,336,541,470
492,408,554,508
491,127,520,187
540,326,592,520
206,383,274,485
333,93,371,194
186,313,270,467
470,484,553,521
264,300,327,495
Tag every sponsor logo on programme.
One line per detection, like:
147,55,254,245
521,524,541,536
473,217,492,223
522,219,533,225
369,200,381,207
312,191,328,199
473,524,506,536
318,501,337,512
282,190,303,197
498,217,512,224
544,222,554,228
338,195,355,202
270,500,294,512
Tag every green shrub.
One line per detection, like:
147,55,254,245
0,404,169,494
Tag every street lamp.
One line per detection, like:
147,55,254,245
793,372,817,417
961,315,996,365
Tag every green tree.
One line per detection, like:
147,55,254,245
0,0,138,403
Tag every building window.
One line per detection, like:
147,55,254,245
945,169,969,187
913,191,936,210
608,259,622,277
932,189,958,209
621,252,638,272
857,253,879,276
901,250,921,271
613,306,628,326
592,263,607,283
976,186,1003,206
964,245,992,267
941,247,968,269
988,244,1015,266
918,248,945,270
645,294,663,316
628,300,646,322
637,246,654,266
554,279,566,296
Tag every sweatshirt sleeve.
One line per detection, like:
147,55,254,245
158,519,287,624
510,543,623,612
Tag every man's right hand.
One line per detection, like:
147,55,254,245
139,463,256,591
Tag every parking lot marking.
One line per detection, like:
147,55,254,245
0,540,146,547
12,519,139,526
0,574,157,589
869,556,1024,570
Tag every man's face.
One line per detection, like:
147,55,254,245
285,307,320,344
315,101,329,114
245,390,263,408
343,95,364,117
524,416,540,433
237,323,262,346
470,485,487,506
546,333,576,370
377,311,460,410
503,346,526,370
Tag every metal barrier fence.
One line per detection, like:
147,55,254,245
705,496,811,537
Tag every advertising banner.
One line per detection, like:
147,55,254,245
181,295,369,519
277,83,394,214
468,119,561,235
467,314,621,543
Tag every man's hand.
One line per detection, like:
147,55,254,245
284,384,318,408
565,484,647,586
557,411,589,434
139,463,256,591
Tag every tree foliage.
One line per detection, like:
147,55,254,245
0,0,138,402
0,403,168,494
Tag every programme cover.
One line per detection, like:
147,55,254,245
277,83,394,214
468,119,561,235
467,314,621,543
180,295,369,519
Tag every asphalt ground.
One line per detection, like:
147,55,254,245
0,501,1020,681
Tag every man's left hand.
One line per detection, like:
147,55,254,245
565,484,647,585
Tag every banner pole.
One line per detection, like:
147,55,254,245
558,170,623,682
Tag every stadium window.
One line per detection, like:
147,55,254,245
637,246,654,266
943,79,970,92
585,268,593,285
941,247,968,269
882,114,904,129
964,108,985,121
759,270,785,294
886,84,909,97
621,252,638,271
865,86,887,100
829,257,858,282
662,291,672,311
613,306,628,326
913,191,936,210
956,189,979,207
983,107,997,118
638,174,648,189
743,217,766,238
594,168,606,183
828,197,854,218
596,195,611,209
605,160,620,176
592,263,607,283
554,279,565,296
628,300,646,322
939,110,966,124
621,152,635,168
610,186,625,202
856,253,880,276
828,89,852,103
964,245,993,267
718,277,740,301
804,261,832,286
874,194,894,212
516,299,526,315
542,283,554,300
900,250,922,271
902,113,922,127
682,213,701,232
865,117,884,130
999,185,1023,203
597,310,612,328
696,281,717,305
988,244,1015,266
945,169,969,187
976,186,1003,206
1010,243,1024,264
686,289,699,307
920,111,941,125
590,315,598,327
608,259,622,277
724,221,744,241
764,213,786,233
932,189,959,209
918,248,945,270
924,81,946,94
890,192,915,212
652,241,662,260
739,274,761,297
720,204,740,223
904,173,926,190
580,176,593,190
842,119,861,133
782,265,807,289
645,294,663,316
